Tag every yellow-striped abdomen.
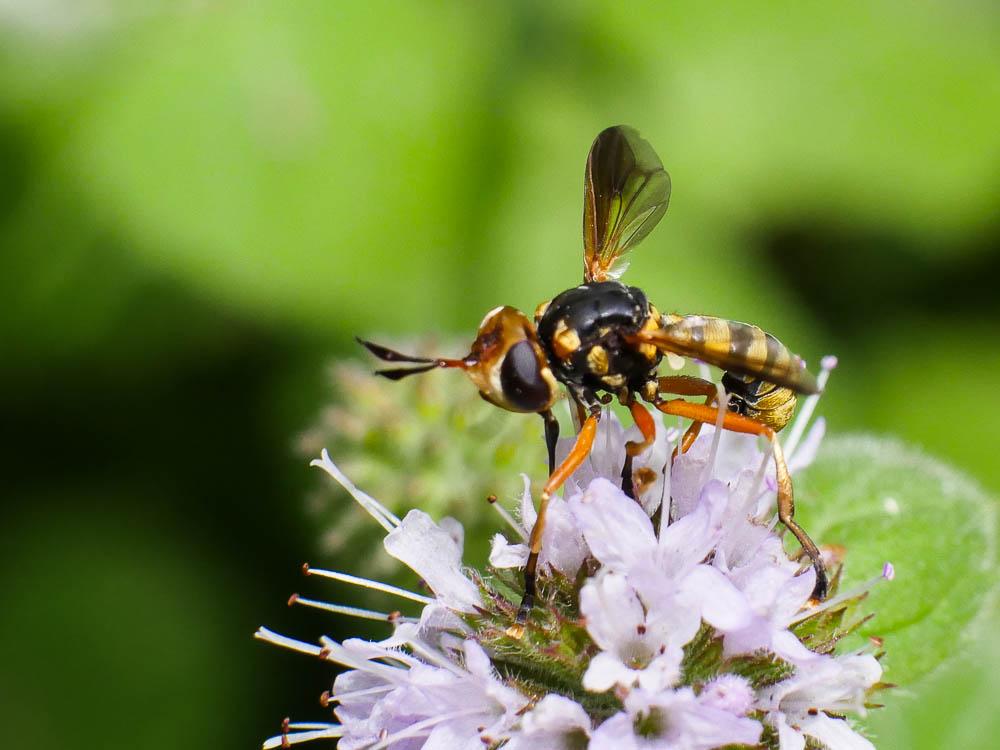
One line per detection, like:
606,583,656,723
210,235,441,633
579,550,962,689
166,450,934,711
652,314,818,394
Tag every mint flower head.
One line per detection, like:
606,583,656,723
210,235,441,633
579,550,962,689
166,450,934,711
258,359,894,750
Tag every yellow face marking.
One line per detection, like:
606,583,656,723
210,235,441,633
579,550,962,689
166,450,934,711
587,345,610,375
552,319,581,360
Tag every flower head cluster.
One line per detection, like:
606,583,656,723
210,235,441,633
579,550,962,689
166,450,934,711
258,358,891,749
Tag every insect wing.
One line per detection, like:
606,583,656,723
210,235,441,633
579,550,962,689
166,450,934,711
645,315,820,394
583,125,671,282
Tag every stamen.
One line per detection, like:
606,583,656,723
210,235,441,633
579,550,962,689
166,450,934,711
789,561,894,625
310,449,401,532
262,724,344,749
367,709,485,750
302,565,434,604
288,594,418,623
254,627,323,658
487,494,527,540
703,383,729,483
287,723,340,730
743,450,771,519
314,636,414,678
783,355,837,459
330,684,394,703
399,637,469,677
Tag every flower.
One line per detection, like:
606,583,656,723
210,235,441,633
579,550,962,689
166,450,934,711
503,695,592,750
258,355,891,749
760,653,883,750
589,685,762,750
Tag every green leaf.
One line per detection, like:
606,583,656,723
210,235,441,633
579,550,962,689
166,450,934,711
794,434,997,685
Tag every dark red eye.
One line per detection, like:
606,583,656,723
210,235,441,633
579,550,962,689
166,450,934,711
500,340,551,412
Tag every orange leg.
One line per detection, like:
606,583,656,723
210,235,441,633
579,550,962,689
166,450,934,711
655,399,827,601
625,400,657,458
621,401,657,498
509,413,600,635
658,376,720,458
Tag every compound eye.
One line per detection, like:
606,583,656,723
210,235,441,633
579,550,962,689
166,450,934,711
499,339,552,412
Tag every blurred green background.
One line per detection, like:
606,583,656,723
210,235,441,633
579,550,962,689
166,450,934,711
1,2,997,749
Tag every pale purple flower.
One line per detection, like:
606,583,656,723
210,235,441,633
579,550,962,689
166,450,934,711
578,570,685,692
383,508,481,613
759,653,883,750
572,478,752,639
589,686,762,750
503,695,592,750
325,637,527,750
720,555,821,666
489,475,589,576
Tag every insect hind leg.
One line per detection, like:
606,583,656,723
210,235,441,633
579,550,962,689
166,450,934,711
654,397,828,601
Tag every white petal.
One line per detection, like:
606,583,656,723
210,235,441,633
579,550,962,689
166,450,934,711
772,569,817,624
422,722,480,750
518,474,537,527
670,440,711,519
678,565,753,631
800,714,875,750
699,674,754,716
774,712,807,750
537,494,589,576
489,533,528,568
463,639,493,679
656,480,725,571
771,628,823,666
383,510,481,612
461,640,528,715
438,516,465,554
570,478,656,570
636,646,683,691
588,713,640,750
582,651,638,692
520,694,591,735
579,572,645,652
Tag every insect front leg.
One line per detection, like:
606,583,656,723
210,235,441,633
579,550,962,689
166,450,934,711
540,409,560,476
654,397,828,601
508,407,602,637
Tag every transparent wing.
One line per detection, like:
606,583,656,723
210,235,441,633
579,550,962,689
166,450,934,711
641,314,820,394
583,125,671,282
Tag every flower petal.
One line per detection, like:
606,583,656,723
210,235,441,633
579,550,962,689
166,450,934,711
569,478,656,570
579,572,645,653
383,509,481,612
799,713,875,750
774,712,807,750
488,533,528,569
520,694,591,735
699,674,754,716
678,564,753,631
582,651,638,693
